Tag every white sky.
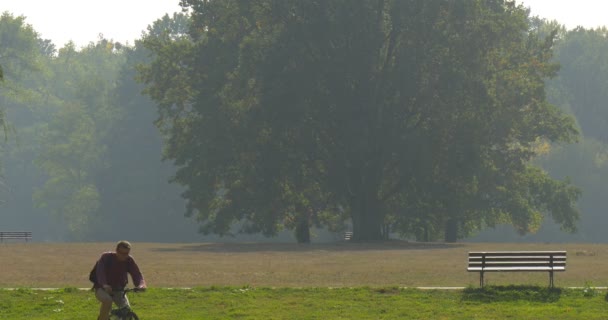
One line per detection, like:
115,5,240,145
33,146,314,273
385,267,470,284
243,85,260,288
1,0,183,48
1,0,607,49
519,0,608,30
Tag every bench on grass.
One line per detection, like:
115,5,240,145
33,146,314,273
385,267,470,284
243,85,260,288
467,251,566,288
0,231,32,242
343,232,353,241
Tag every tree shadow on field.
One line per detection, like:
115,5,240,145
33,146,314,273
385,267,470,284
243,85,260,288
462,285,562,303
151,240,464,253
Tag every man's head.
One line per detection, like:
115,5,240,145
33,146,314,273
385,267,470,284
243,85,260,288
115,240,131,262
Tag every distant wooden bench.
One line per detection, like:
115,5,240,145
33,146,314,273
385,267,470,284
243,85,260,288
343,232,353,241
0,231,32,242
467,251,566,288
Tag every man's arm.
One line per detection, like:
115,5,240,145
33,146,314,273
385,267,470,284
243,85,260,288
128,257,147,289
96,254,111,291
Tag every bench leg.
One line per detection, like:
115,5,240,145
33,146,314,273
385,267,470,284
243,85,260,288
480,272,484,288
549,271,554,288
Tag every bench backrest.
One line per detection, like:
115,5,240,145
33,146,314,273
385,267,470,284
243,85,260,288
468,251,567,270
0,231,32,240
344,232,353,241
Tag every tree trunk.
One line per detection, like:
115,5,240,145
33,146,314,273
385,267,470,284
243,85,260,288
381,224,390,240
294,206,311,244
444,217,458,243
295,218,310,243
351,193,383,241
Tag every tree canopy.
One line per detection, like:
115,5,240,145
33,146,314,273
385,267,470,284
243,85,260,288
139,0,580,242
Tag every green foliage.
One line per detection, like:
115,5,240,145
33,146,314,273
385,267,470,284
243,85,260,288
582,281,598,298
0,63,3,140
90,31,199,241
0,12,47,106
140,0,580,242
552,27,608,143
529,25,608,242
0,6,589,243
31,38,125,240
0,11,198,242
0,12,51,205
33,102,104,240
536,139,608,241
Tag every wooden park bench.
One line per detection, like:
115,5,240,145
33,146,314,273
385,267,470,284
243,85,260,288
343,231,353,241
467,251,566,288
0,231,32,242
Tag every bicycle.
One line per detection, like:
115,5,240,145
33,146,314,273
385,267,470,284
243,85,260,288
109,287,145,320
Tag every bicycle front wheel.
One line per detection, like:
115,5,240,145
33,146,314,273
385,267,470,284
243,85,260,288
110,311,139,320
125,311,140,320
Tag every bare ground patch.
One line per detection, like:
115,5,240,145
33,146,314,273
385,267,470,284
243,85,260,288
1,241,606,288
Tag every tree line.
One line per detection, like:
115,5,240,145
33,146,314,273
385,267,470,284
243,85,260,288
0,1,607,243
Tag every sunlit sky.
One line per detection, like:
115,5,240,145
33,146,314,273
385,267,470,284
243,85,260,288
2,0,183,48
520,0,608,29
1,0,607,49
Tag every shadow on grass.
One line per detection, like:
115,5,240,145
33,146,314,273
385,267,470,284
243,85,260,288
462,285,562,303
150,240,465,253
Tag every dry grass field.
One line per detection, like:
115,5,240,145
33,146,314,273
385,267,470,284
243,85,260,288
1,241,608,288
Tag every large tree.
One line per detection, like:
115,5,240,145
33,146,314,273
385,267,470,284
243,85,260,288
141,0,580,242
391,4,580,242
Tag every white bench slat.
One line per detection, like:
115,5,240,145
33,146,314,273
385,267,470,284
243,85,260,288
469,262,566,265
468,266,566,272
469,251,566,254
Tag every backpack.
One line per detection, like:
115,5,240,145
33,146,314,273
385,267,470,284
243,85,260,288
89,255,111,284
88,263,98,283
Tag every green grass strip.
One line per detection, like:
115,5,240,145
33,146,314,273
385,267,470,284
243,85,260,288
1,286,607,319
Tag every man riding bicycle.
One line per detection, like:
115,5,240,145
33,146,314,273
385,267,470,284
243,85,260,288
92,240,147,320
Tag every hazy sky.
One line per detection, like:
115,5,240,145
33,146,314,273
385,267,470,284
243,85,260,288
2,0,182,48
2,0,607,48
520,0,608,29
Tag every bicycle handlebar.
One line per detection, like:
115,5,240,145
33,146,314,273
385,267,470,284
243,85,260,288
110,287,146,296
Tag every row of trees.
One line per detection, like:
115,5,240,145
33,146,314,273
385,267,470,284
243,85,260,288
0,12,198,241
1,1,607,243
531,26,608,242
